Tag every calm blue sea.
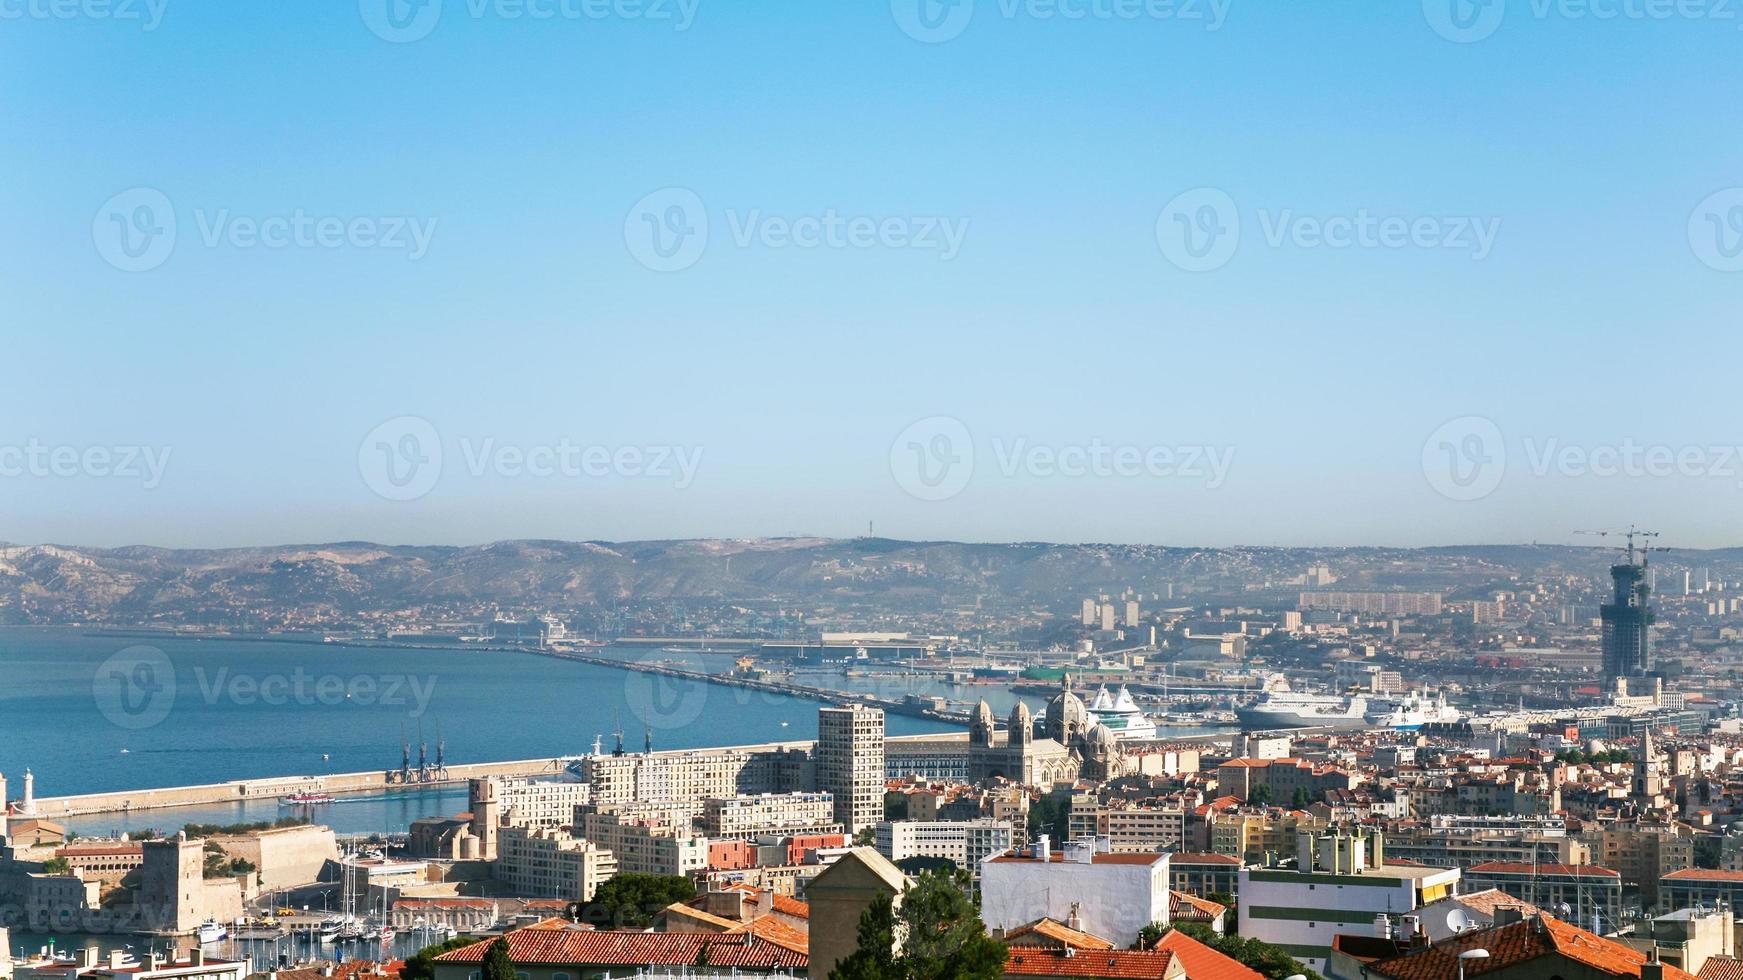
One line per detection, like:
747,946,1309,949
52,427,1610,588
0,629,959,825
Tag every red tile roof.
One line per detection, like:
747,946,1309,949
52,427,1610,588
1664,869,1743,882
1002,918,1117,951
1003,949,1170,979
1168,891,1227,921
1699,956,1743,980
1150,931,1267,980
1467,862,1620,878
1368,915,1695,980
434,927,806,969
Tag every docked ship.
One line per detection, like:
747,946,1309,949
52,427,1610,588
1365,690,1463,730
1235,691,1371,730
1085,685,1158,740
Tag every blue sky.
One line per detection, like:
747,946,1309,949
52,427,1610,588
2,1,1741,549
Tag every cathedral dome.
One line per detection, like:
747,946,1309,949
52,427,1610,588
1009,701,1033,743
1045,674,1088,741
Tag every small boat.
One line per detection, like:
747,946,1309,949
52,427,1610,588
318,920,343,943
379,924,396,942
197,920,228,944
282,792,336,805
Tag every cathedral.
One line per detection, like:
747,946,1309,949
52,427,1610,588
967,675,1128,785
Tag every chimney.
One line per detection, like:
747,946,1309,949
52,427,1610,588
1067,903,1082,932
1036,835,1051,862
1494,905,1524,927
191,947,205,966
1643,948,1666,980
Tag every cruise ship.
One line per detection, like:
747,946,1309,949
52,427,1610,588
1085,685,1158,740
1365,690,1463,730
1235,691,1371,730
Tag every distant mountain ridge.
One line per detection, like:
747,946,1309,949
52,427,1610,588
0,538,1733,626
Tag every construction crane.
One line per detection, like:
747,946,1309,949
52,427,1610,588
1575,526,1670,567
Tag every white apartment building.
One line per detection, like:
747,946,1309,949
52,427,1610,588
579,745,810,806
979,838,1170,948
817,705,885,834
496,825,618,902
875,819,1015,876
701,792,842,840
1237,832,1460,976
492,776,593,829
579,811,708,878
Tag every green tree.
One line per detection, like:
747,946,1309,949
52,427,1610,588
1134,922,1165,949
481,938,516,980
894,856,957,876
829,870,1006,980
855,827,878,847
579,873,697,929
1168,923,1322,980
41,857,70,874
1249,784,1274,806
1290,787,1313,808
830,892,898,980
401,936,477,980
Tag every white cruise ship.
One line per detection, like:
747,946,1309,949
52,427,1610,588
1364,689,1463,730
1235,691,1371,730
1085,685,1157,740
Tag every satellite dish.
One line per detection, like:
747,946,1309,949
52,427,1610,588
1446,909,1471,935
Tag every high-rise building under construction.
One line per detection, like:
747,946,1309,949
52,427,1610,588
1601,546,1655,684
